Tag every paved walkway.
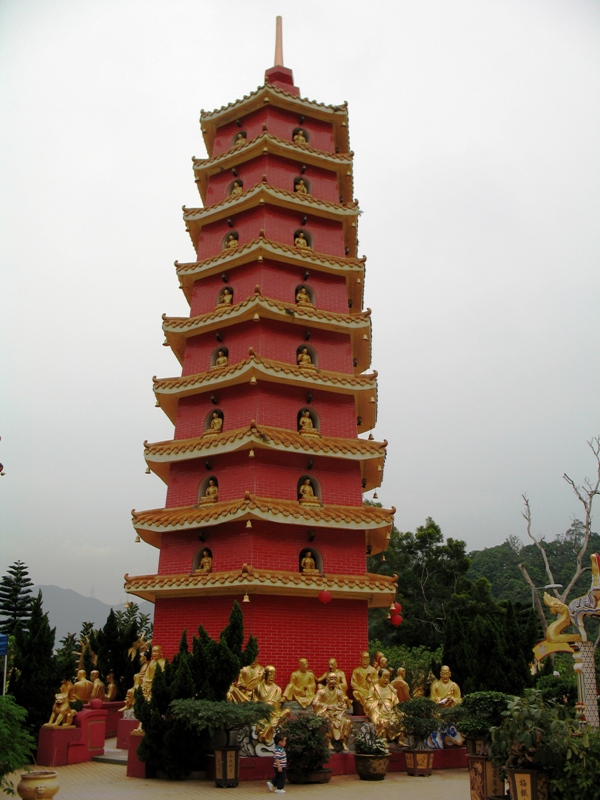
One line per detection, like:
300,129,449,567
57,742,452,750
8,760,470,800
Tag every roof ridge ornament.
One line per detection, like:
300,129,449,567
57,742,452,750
274,16,284,67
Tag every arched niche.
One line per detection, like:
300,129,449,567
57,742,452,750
232,130,247,148
297,407,320,435
203,409,223,435
297,474,322,506
229,179,243,197
218,286,234,306
210,347,229,369
294,284,314,306
293,229,312,250
223,231,239,252
292,127,309,145
198,475,219,505
299,547,322,575
296,344,317,369
294,176,310,195
193,546,213,573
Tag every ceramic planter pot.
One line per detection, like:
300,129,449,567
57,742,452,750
467,753,504,800
354,753,390,780
506,768,548,800
404,749,434,776
288,768,332,784
16,770,59,800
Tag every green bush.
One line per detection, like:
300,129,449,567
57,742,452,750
0,695,37,796
454,691,511,739
280,714,330,776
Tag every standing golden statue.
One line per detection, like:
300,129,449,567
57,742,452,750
312,673,352,751
364,669,402,741
283,657,317,708
317,658,348,696
252,666,291,744
227,657,265,703
142,645,167,700
430,665,461,707
351,651,377,713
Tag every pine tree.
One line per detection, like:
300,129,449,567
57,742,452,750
8,592,58,735
0,561,34,635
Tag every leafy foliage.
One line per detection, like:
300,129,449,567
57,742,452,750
0,562,33,636
453,691,511,739
367,640,442,697
170,699,272,736
280,714,330,775
396,697,441,748
548,730,600,800
0,695,37,796
353,722,389,755
368,518,470,649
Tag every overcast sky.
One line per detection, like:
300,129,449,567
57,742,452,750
1,0,599,605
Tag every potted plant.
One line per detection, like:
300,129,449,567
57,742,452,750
170,698,272,787
490,688,588,800
454,691,510,800
353,722,390,781
0,695,39,797
279,714,332,784
396,697,440,776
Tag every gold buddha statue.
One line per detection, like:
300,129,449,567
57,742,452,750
298,478,320,506
294,231,311,249
199,479,219,505
196,549,212,573
298,410,319,437
295,286,313,306
252,666,291,744
106,672,118,702
312,672,352,751
230,180,243,197
391,667,411,703
204,411,223,436
142,645,167,700
234,132,246,148
293,129,307,144
300,551,320,575
283,657,317,708
317,658,348,696
294,178,308,194
297,347,315,369
71,669,93,704
351,651,377,714
430,665,461,707
90,670,105,702
364,669,402,742
219,288,233,305
227,658,265,704
225,234,238,250
214,350,228,368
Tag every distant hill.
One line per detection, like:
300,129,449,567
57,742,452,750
33,585,154,645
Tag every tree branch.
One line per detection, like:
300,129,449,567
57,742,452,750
521,495,559,592
518,562,548,634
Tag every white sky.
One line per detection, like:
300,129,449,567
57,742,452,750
1,0,599,604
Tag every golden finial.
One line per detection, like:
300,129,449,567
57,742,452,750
274,16,284,66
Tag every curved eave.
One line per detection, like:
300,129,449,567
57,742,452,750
175,237,365,310
200,84,350,155
162,294,372,373
124,568,396,607
193,132,354,205
183,183,359,256
153,356,378,433
144,424,386,490
132,496,395,554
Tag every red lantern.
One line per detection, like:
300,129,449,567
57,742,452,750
390,614,403,626
394,602,402,614
318,590,332,604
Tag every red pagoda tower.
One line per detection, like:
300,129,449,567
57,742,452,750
125,26,397,682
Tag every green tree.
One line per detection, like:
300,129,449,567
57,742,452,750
0,695,37,795
8,592,58,735
368,517,470,649
0,561,34,635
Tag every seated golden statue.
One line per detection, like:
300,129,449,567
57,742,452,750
204,411,223,436
234,132,246,148
365,669,403,742
283,657,317,708
225,234,238,251
293,129,307,144
298,478,320,506
351,651,377,714
294,232,311,249
252,666,291,744
300,550,320,575
313,673,352,751
119,687,136,720
317,658,348,696
298,410,319,437
230,180,243,197
295,286,313,306
199,478,219,505
71,669,93,704
227,658,265,704
219,288,233,305
106,672,118,702
142,645,167,700
90,670,105,702
214,350,228,368
430,665,461,707
297,347,315,369
294,179,308,194
391,667,411,703
196,549,212,573
47,687,76,727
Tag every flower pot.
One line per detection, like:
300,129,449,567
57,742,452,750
506,768,548,800
211,745,240,787
288,768,332,784
404,748,435,776
354,753,390,780
16,771,59,800
467,753,504,800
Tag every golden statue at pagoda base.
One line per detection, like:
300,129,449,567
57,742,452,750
142,645,167,700
283,658,317,708
297,347,315,369
300,551,320,575
71,669,93,704
298,410,319,437
295,287,313,306
364,669,403,742
204,411,223,436
430,665,461,707
214,350,228,368
90,670,105,702
199,479,219,505
196,549,212,573
294,232,311,250
391,667,411,703
351,651,377,714
313,673,352,751
298,478,320,507
317,658,348,696
227,658,265,703
252,666,291,744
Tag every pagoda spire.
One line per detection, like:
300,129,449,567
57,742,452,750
274,15,284,66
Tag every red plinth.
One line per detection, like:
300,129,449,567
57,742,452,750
127,731,146,778
36,709,107,767
117,717,139,749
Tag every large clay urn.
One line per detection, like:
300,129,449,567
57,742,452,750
16,770,59,800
